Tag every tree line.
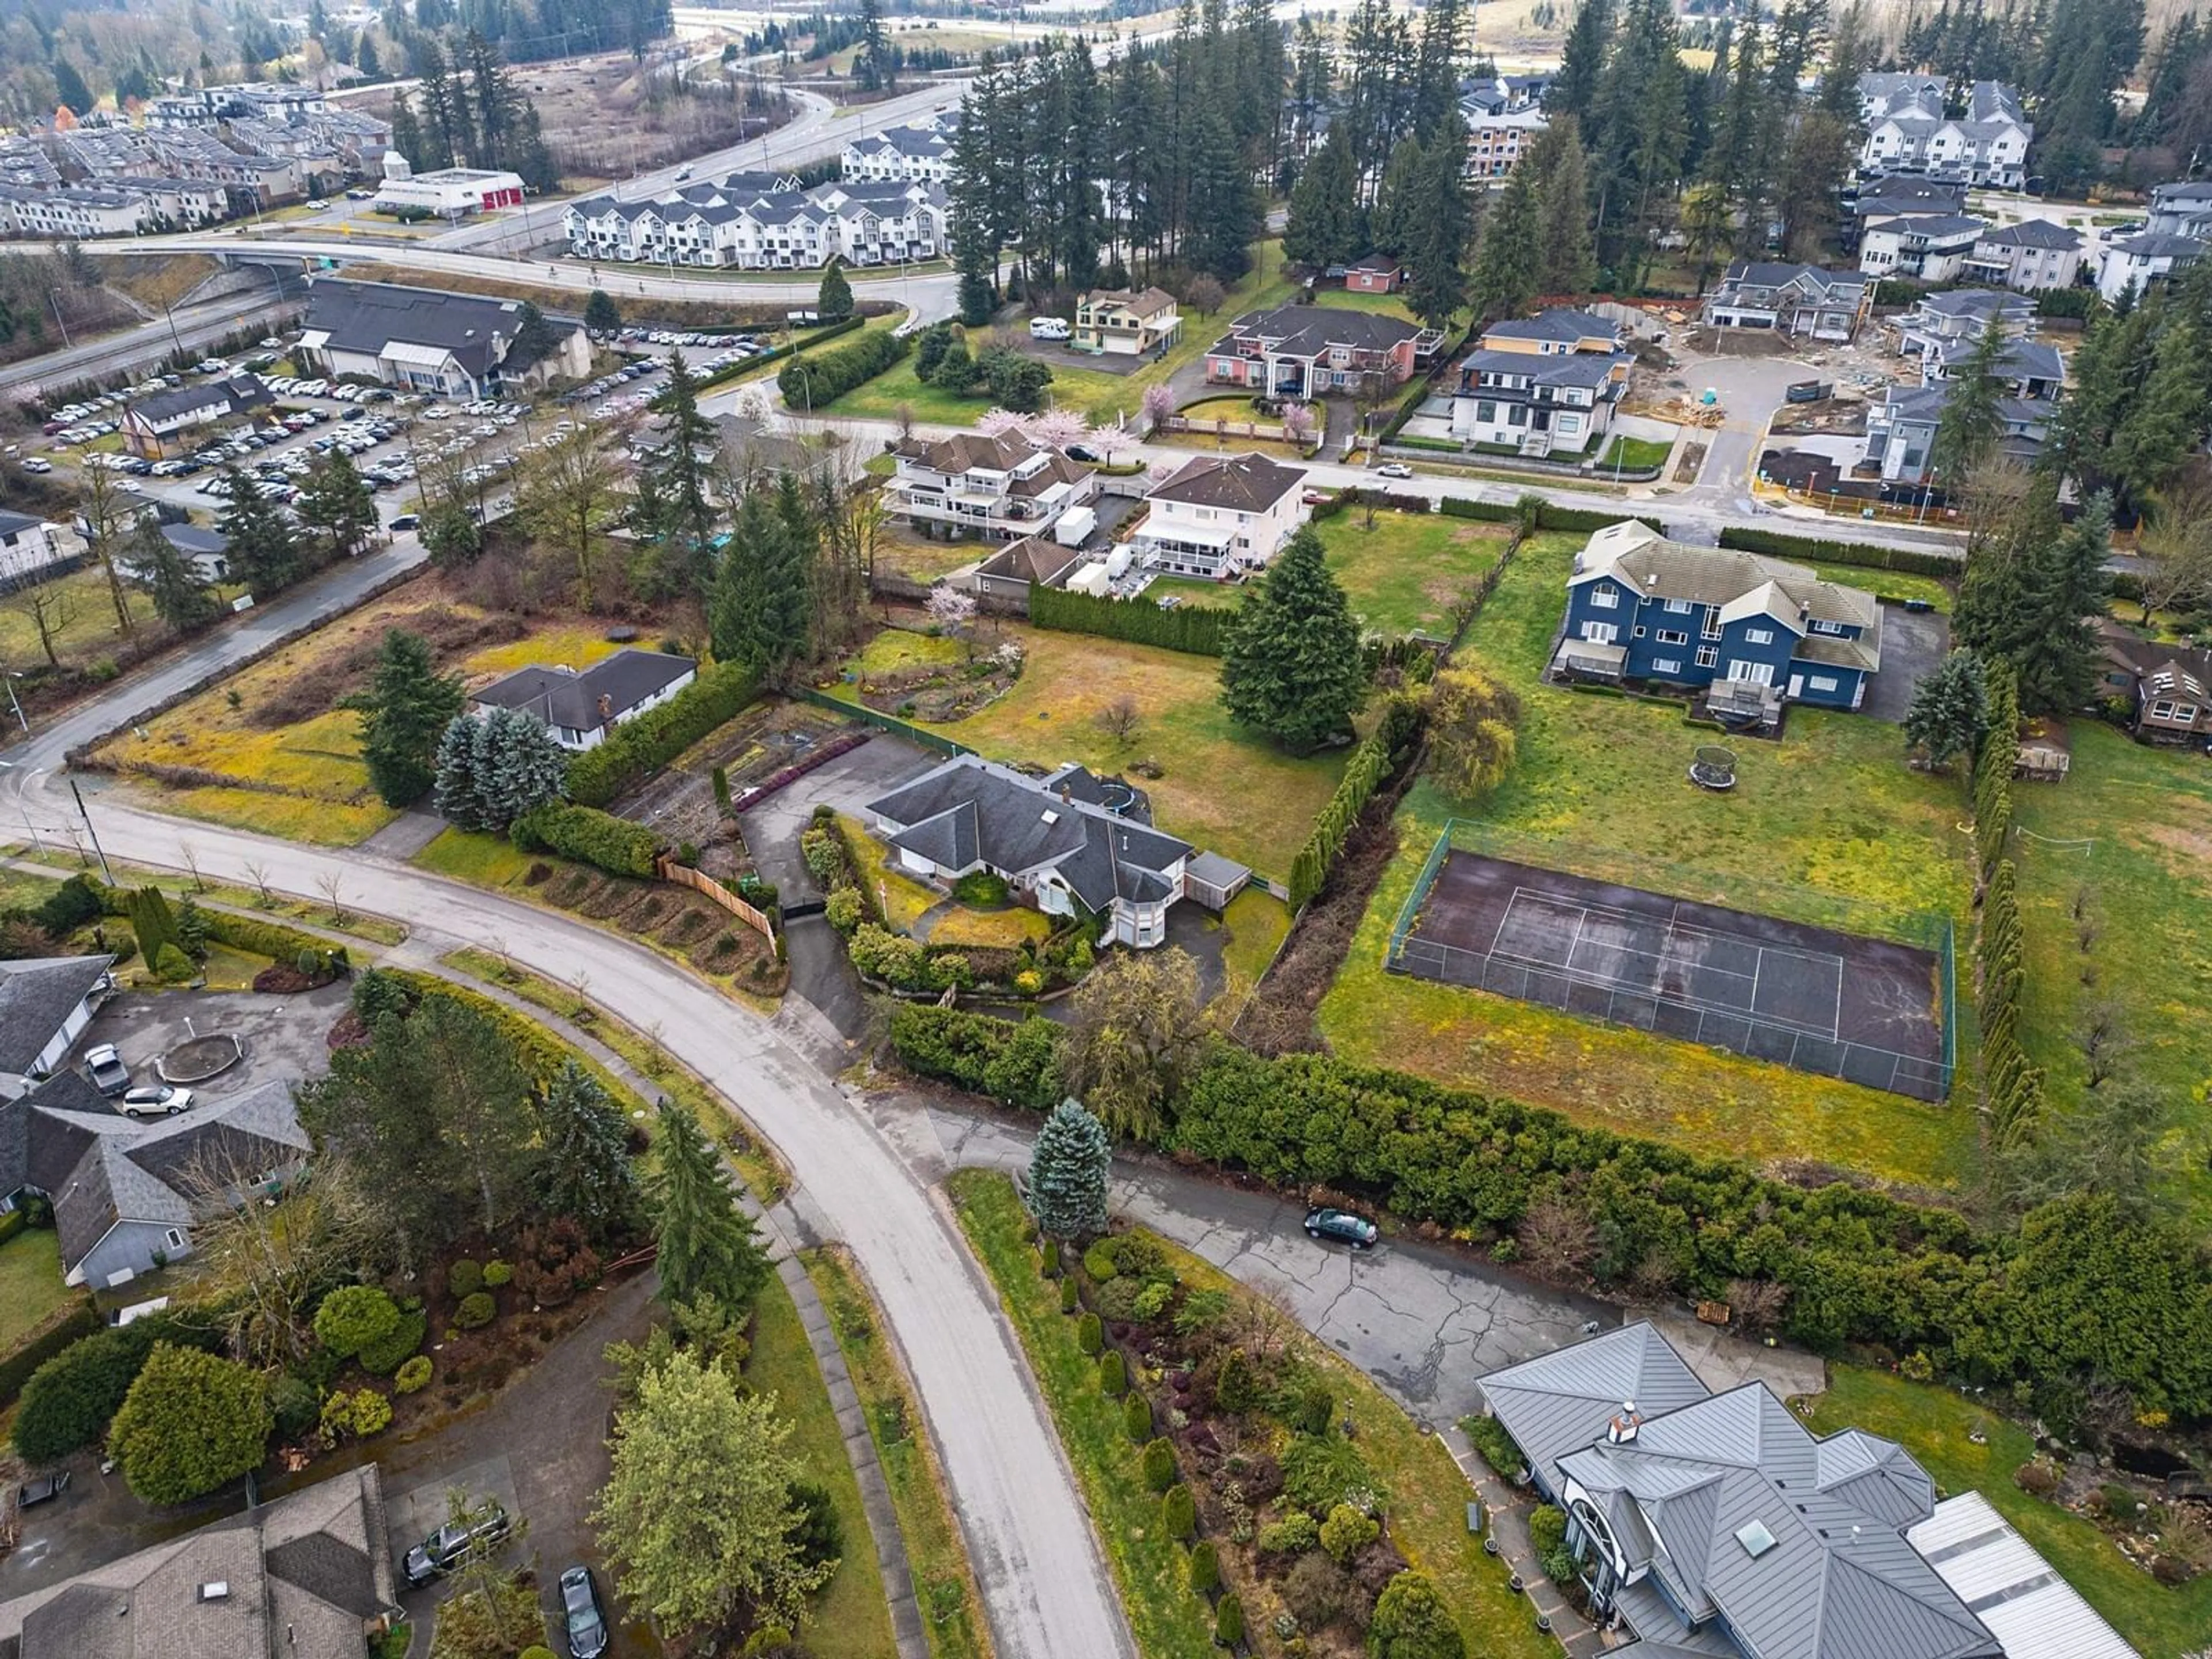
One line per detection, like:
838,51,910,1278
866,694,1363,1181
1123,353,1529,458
387,29,558,191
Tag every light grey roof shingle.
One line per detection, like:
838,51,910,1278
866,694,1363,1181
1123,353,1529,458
0,956,113,1074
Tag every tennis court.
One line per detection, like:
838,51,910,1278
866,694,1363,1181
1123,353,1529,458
1389,851,1951,1101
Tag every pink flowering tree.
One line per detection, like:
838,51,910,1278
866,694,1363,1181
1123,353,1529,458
1280,402,1317,448
976,407,1033,438
1141,383,1177,433
927,583,979,656
1029,408,1089,451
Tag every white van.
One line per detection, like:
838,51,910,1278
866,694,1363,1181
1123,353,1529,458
1029,317,1071,342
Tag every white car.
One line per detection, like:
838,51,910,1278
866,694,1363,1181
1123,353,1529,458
120,1084,195,1119
22,457,51,474
1374,462,1415,479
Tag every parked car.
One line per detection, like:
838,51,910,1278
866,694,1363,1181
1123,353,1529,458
559,1566,609,1658
402,1503,510,1587
1304,1206,1379,1249
1066,443,1101,463
84,1043,130,1096
14,1470,71,1507
120,1085,195,1119
387,513,421,532
1374,462,1414,479
21,457,51,474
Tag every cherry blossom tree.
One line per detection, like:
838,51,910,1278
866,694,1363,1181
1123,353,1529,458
976,407,1033,438
1281,402,1317,447
1141,383,1177,431
927,584,978,656
1030,408,1089,451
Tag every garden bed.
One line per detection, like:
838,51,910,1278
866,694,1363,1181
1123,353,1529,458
158,1032,245,1084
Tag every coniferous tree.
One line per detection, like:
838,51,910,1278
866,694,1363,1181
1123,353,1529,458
709,482,810,679
1903,648,1991,771
1219,526,1367,751
348,628,463,808
1283,127,1363,271
630,352,719,600
296,449,376,562
1184,102,1259,282
387,89,426,168
1550,0,1615,120
1930,310,2014,486
121,516,219,634
1468,162,1540,323
1029,1098,1111,1242
1526,116,1597,297
645,1097,771,1315
536,1060,642,1243
1403,118,1473,328
817,260,853,322
433,706,566,832
583,289,622,334
1367,134,1427,259
217,467,302,594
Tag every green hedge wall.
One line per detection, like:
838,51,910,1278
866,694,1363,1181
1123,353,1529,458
1537,505,1669,535
566,660,759,808
781,327,911,410
0,1301,101,1410
511,804,660,878
1717,526,1961,579
1287,692,1425,907
1438,496,1521,524
1028,584,1232,656
201,911,351,973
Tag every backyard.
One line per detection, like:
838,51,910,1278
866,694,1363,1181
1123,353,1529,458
1802,1365,2212,1659
0,1228,73,1356
830,622,1350,880
1313,532,1981,1190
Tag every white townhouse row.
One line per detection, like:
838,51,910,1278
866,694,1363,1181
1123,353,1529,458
839,122,956,184
563,176,945,270
1855,74,2032,190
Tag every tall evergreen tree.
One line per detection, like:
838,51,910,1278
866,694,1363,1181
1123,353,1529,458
1183,101,1259,281
1403,117,1473,328
1903,647,1991,770
631,352,719,600
1367,134,1427,260
297,449,376,561
1219,526,1367,751
1029,1099,1111,1241
1550,0,1615,119
1283,127,1363,271
387,89,426,168
536,1060,642,1244
645,1098,771,1315
122,517,220,634
1468,161,1540,323
708,483,809,679
1412,0,1471,137
348,628,463,808
1526,116,1597,297
217,467,302,594
1930,310,2014,485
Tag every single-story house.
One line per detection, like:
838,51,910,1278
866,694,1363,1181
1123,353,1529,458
0,954,116,1099
466,648,698,752
1556,520,1883,717
122,373,271,459
1074,286,1182,355
0,1464,400,1658
1476,1323,2133,1659
2097,622,2212,745
1132,451,1309,579
861,755,1248,948
1341,255,1405,293
974,533,1084,603
0,1074,310,1287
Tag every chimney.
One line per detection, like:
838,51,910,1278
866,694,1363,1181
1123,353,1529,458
597,692,613,722
1606,1401,1642,1445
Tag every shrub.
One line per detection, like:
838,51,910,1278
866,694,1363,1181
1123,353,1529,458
824,887,864,934
1320,1502,1380,1564
395,1357,434,1394
510,803,660,878
446,1259,484,1299
1283,1434,1381,1517
1369,1570,1463,1659
1030,584,1230,656
1076,1312,1104,1354
1282,1552,1355,1628
780,327,911,408
1461,1414,1524,1478
1715,524,1959,579
1100,1350,1128,1397
1287,691,1425,907
1082,1241,1119,1282
482,1260,513,1288
1124,1391,1152,1442
1040,1239,1061,1276
846,923,930,988
2099,1483,2143,1522
313,1285,402,1360
1060,1277,1080,1312
270,1374,320,1441
888,1005,1063,1109
320,1386,392,1442
1189,1538,1221,1594
12,1319,194,1463
1132,1280,1174,1323
454,1291,496,1330
1213,1348,1257,1414
1215,1593,1244,1648
1257,1512,1320,1554
153,941,196,982
358,1310,427,1376
1530,1502,1574,1583
1162,1483,1196,1539
109,1343,272,1505
566,660,760,808
1285,1377,1334,1437
786,1479,844,1569
2016,1461,2059,1497
1142,1437,1179,1491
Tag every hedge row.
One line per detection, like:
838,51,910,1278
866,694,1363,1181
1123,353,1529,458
0,1300,101,1410
686,314,865,395
512,803,660,878
566,660,759,808
1717,525,1960,579
1972,664,2043,1148
779,327,911,411
1029,584,1232,656
887,1007,2212,1421
86,880,349,974
1287,692,1424,908
1536,503,1668,535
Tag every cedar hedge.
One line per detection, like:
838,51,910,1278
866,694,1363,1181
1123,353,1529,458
779,327,911,410
1028,584,1232,656
1717,525,1960,579
687,314,865,394
0,1301,101,1412
511,803,661,878
565,660,760,809
1287,691,1424,907
888,1006,2212,1421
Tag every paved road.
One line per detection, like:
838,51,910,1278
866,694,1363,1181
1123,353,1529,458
0,291,299,396
0,723,1131,1659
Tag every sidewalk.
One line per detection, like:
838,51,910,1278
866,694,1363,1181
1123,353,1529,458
1440,1424,1607,1657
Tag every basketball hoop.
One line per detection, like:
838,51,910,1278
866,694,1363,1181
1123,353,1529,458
1689,745,1737,792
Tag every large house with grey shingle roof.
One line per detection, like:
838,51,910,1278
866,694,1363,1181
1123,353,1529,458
0,954,115,1099
0,1464,399,1658
0,1075,309,1288
1478,1324,2135,1659
1556,522,1882,718
862,756,1248,948
1203,304,1444,399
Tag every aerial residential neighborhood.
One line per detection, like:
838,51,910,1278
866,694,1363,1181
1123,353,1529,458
1,4,2210,1659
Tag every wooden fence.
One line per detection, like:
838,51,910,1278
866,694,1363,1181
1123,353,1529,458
656,857,778,945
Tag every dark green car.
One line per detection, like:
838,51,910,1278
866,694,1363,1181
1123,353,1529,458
1304,1207,1379,1249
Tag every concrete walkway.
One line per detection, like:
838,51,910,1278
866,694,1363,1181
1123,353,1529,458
1438,1423,1606,1657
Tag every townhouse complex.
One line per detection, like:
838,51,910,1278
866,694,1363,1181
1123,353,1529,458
1855,74,2032,189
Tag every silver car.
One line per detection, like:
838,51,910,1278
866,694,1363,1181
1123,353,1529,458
120,1085,195,1120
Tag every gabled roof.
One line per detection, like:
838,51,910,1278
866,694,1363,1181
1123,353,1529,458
1478,1321,1712,1482
1482,308,1620,347
1084,285,1178,319
1929,334,2063,387
1146,451,1305,513
1868,214,1988,240
1219,302,1426,358
2105,230,2205,260
1974,218,2081,249
469,649,696,733
128,374,268,426
1459,347,1627,390
0,955,113,1074
301,277,571,379
1913,288,2032,321
895,429,1052,476
1718,262,1869,299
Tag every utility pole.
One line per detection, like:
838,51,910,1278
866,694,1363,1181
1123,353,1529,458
68,776,115,884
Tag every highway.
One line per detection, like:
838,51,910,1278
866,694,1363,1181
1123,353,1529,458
0,286,296,395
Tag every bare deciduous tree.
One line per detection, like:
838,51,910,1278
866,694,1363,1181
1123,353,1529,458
1514,1192,1599,1279
11,581,77,668
1094,695,1141,745
315,870,346,925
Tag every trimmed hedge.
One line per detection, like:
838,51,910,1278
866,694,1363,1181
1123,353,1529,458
512,803,661,878
781,327,911,410
1717,525,1960,579
1029,584,1231,656
566,660,760,809
1438,495,1520,524
1537,504,1668,535
202,910,351,974
689,314,865,394
1287,691,1425,907
0,1300,101,1411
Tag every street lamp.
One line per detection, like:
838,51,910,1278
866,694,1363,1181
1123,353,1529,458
2,668,25,734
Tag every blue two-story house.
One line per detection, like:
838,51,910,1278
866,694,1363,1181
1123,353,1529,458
1555,522,1883,719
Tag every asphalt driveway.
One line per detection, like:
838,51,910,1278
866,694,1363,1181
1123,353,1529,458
74,982,352,1100
1858,601,1952,723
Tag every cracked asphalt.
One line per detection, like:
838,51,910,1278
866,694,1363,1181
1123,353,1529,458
889,1100,1612,1430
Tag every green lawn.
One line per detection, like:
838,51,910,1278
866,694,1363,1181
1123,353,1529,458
876,622,1350,880
412,828,545,891
1217,885,1292,995
0,565,140,669
1313,286,1418,321
1315,533,1981,1190
1804,1366,2212,1659
2010,721,2212,1221
0,1229,72,1355
801,1248,994,1659
847,626,967,680
1595,434,1675,472
819,243,1296,427
1314,509,1517,639
947,1171,1217,1659
1814,562,1954,613
745,1272,899,1659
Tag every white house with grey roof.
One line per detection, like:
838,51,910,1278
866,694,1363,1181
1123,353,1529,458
1893,290,2035,363
297,277,589,399
1450,309,1634,459
840,123,956,183
1858,214,1990,284
0,1463,399,1659
0,955,115,1099
0,1073,310,1287
862,756,1248,948
0,508,69,591
1862,383,2053,486
1478,1323,2136,1659
465,648,697,752
560,173,944,271
1133,451,1309,579
1855,75,2032,188
1959,220,2084,292
2096,230,2205,303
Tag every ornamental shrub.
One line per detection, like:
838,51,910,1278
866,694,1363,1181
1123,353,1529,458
1142,1437,1177,1491
1162,1483,1196,1539
482,1260,513,1288
312,1285,402,1360
1320,1502,1380,1563
1283,1434,1381,1517
1060,1277,1080,1312
824,887,864,934
446,1259,484,1299
1124,1391,1151,1442
13,1320,200,1464
1188,1539,1221,1594
1040,1240,1061,1276
454,1292,496,1330
270,1375,320,1441
394,1357,433,1394
510,804,660,878
1215,1594,1244,1647
1369,1570,1464,1659
357,1310,428,1376
1257,1512,1320,1554
1082,1241,1119,1282
1100,1351,1128,1397
154,941,196,982
108,1344,272,1505
1076,1313,1103,1355
1460,1414,1524,1478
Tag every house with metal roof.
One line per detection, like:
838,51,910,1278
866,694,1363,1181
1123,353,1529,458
1556,522,1882,719
0,955,115,1099
1478,1324,2135,1659
0,1463,399,1658
0,1075,309,1287
465,648,698,752
861,755,1248,948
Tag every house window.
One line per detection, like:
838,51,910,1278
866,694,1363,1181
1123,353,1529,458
1695,646,1719,668
1808,618,1846,635
1808,675,1839,691
1589,586,1618,609
1652,657,1682,674
1701,608,1724,639
1632,626,1646,638
1656,628,1689,645
1665,599,1691,613
166,1229,185,1249
1745,627,1774,645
